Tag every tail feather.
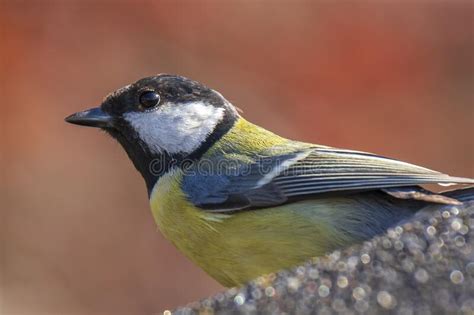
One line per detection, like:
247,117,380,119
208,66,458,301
441,186,474,203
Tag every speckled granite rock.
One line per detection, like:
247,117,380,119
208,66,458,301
172,201,474,315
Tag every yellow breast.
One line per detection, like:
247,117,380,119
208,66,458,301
149,168,356,287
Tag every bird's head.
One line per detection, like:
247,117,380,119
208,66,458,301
65,74,239,191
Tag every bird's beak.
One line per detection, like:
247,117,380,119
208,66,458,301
65,107,113,128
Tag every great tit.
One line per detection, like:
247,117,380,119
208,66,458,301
66,74,474,287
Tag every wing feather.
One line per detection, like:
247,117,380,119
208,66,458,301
183,146,474,211
270,148,473,197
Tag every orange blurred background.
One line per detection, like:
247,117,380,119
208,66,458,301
2,1,473,314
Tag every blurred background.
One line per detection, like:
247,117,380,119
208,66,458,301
1,1,473,314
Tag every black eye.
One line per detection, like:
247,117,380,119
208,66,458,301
139,91,160,108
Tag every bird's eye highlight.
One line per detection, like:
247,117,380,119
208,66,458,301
139,91,160,109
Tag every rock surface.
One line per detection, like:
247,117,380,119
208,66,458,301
173,202,474,315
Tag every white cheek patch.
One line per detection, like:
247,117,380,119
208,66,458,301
124,102,225,154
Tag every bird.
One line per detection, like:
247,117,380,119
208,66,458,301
65,74,474,287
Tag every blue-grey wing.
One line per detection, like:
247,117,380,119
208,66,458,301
182,150,306,210
182,147,474,212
